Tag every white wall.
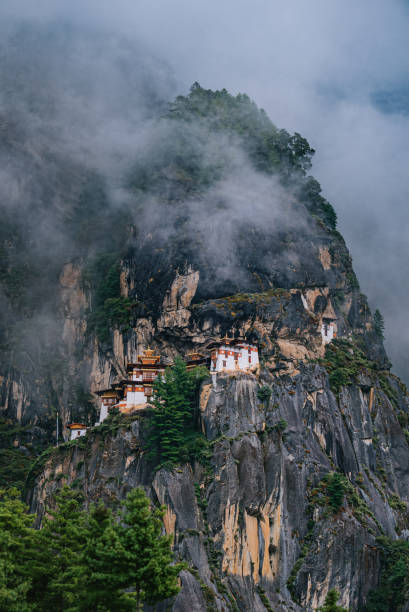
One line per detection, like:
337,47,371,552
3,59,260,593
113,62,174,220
69,428,86,440
211,344,259,372
321,322,335,344
125,389,147,406
238,345,259,369
98,402,109,424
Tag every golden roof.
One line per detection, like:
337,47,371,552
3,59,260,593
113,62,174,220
187,351,204,360
137,347,161,366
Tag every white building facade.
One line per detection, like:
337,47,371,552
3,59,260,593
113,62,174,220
210,340,259,373
95,349,165,424
321,319,336,344
67,423,87,440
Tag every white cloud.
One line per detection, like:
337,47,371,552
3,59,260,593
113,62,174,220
1,0,409,376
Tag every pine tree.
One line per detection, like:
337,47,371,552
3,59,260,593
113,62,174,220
29,487,88,611
319,589,348,612
116,488,184,611
146,357,207,468
0,488,35,612
374,309,385,340
79,502,131,612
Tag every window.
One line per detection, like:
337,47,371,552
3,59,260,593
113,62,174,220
249,356,251,363
223,360,226,367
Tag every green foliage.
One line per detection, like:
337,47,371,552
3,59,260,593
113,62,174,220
0,419,37,491
29,487,88,610
325,472,348,512
130,83,337,229
168,83,315,178
319,339,377,394
257,385,272,404
83,253,134,344
145,358,209,469
365,537,409,611
388,494,406,513
115,488,184,610
272,419,288,434
374,309,385,340
378,374,398,407
0,448,33,491
310,472,379,528
0,488,36,612
24,447,54,491
257,585,276,612
0,486,183,611
319,589,348,612
299,177,337,230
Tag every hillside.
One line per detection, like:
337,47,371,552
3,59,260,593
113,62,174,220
1,46,409,610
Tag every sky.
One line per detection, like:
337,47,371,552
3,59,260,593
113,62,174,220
2,0,409,379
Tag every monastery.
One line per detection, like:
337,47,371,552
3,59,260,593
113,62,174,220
320,301,338,345
67,321,336,435
209,337,259,373
93,340,259,425
67,422,88,440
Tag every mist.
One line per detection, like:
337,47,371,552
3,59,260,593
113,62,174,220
1,1,409,379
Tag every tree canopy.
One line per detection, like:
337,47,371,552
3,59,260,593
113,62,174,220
145,357,209,469
0,486,182,611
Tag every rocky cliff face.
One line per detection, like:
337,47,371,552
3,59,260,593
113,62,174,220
27,243,409,611
1,74,409,610
29,355,409,611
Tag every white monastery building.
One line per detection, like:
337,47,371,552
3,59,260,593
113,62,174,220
95,348,165,424
94,340,259,426
320,301,338,345
209,337,259,373
67,423,88,440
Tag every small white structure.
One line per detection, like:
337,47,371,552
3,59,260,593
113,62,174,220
209,338,259,373
67,423,87,440
321,319,336,344
95,388,120,426
320,300,338,345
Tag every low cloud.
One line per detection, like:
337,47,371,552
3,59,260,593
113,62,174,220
1,1,409,378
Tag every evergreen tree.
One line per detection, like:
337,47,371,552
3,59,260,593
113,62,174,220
146,357,208,468
79,503,131,612
319,589,348,612
365,537,409,612
116,488,184,611
0,486,185,611
326,472,347,512
28,487,87,611
0,488,35,612
374,309,385,340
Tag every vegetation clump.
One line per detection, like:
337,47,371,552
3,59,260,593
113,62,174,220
145,357,210,470
319,589,348,612
319,339,377,394
257,385,272,404
365,537,409,611
83,253,134,345
310,472,378,527
0,486,183,611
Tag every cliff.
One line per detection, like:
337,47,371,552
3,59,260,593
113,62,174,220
1,74,409,610
29,357,409,610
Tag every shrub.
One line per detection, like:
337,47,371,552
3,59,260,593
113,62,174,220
365,537,409,611
257,385,272,404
